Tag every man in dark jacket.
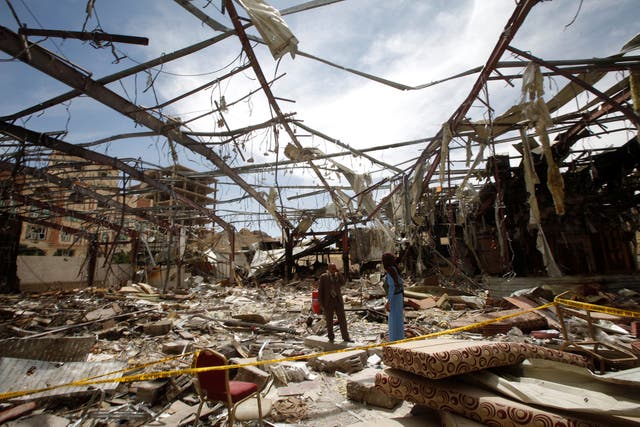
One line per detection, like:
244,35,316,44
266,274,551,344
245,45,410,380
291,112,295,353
317,263,352,343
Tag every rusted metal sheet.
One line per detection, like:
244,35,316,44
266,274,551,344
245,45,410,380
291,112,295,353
0,357,125,401
0,336,96,362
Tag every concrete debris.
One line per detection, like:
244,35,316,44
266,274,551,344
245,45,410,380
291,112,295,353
307,349,367,374
0,275,636,426
346,368,402,409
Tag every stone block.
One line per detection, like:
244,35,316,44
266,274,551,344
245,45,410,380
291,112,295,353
347,368,401,409
133,380,167,405
307,349,367,374
162,340,192,354
303,335,357,351
143,319,172,336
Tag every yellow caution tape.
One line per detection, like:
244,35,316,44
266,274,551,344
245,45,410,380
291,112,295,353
555,297,640,319
2,298,636,401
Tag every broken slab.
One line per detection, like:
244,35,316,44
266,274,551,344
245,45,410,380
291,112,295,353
346,367,401,409
84,304,121,321
303,334,359,351
307,349,367,374
0,336,97,362
381,338,587,380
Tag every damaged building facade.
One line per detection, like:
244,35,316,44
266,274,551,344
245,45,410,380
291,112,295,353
1,0,640,426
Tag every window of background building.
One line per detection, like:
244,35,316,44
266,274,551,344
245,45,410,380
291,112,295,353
26,225,47,241
53,249,74,257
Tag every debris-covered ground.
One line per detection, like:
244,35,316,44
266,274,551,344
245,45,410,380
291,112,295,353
0,274,639,426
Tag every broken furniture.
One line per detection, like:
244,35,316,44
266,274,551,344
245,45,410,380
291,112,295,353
555,299,638,373
192,348,263,427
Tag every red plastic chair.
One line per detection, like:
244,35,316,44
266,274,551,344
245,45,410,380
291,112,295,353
192,349,263,427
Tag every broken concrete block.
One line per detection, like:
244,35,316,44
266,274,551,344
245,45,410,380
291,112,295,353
279,361,312,383
307,349,367,374
449,295,484,310
133,380,167,405
436,293,450,309
303,335,357,351
176,329,194,340
408,296,437,310
347,367,401,409
143,319,173,336
85,304,120,321
162,340,192,354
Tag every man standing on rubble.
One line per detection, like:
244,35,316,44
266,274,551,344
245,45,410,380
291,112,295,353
383,252,405,342
318,263,352,343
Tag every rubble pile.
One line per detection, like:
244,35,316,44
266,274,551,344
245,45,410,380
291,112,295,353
0,276,638,426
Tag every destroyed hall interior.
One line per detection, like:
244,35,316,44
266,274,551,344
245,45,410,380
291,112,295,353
1,0,640,426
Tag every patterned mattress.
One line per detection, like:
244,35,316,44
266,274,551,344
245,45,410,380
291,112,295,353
381,338,586,379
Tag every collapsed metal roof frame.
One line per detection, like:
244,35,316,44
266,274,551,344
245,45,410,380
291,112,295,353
0,0,638,284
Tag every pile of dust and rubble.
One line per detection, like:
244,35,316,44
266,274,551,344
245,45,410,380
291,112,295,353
0,273,639,426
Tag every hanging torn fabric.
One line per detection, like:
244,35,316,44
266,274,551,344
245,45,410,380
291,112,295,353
519,128,541,227
236,0,299,60
519,117,561,277
409,161,425,225
536,227,562,277
630,70,640,115
521,62,565,216
439,121,452,186
455,142,485,201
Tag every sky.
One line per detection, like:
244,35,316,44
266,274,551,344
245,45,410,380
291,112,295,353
1,0,639,238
